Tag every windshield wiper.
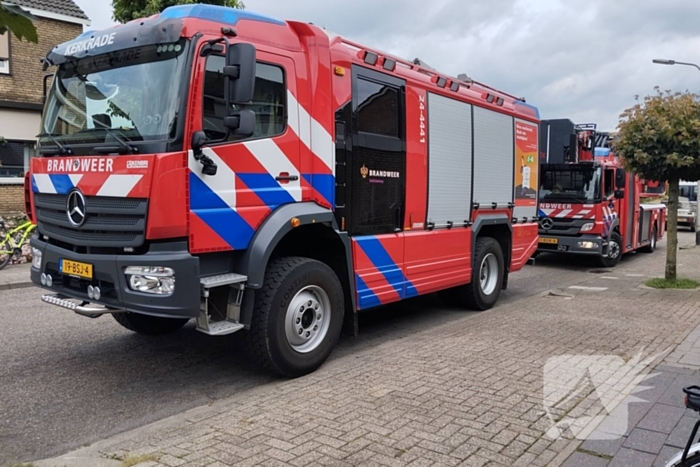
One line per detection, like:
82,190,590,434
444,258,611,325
83,127,138,154
37,132,72,156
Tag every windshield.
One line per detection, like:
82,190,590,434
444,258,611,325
680,183,697,202
539,166,602,203
40,38,189,148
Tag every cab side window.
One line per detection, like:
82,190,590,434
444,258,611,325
202,55,286,141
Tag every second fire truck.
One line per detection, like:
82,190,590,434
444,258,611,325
537,122,666,267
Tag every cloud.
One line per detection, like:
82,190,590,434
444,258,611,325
72,0,700,131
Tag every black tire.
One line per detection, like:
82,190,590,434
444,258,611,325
112,312,189,336
597,231,623,267
665,451,700,467
0,237,10,271
443,237,504,311
641,225,657,253
242,257,344,378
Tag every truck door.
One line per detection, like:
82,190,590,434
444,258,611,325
189,48,299,253
603,168,621,242
345,66,408,309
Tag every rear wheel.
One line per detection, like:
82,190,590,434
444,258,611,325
641,226,657,253
597,232,623,267
439,237,504,311
243,257,344,378
0,237,11,271
112,312,189,336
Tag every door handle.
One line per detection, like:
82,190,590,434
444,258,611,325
275,172,299,183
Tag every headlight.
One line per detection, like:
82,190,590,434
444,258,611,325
578,241,599,249
580,222,594,232
125,266,175,295
32,248,42,269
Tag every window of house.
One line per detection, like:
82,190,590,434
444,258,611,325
0,31,10,74
0,140,27,177
202,56,286,142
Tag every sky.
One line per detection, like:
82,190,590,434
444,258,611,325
72,0,700,132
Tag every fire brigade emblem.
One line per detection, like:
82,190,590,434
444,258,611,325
360,164,369,179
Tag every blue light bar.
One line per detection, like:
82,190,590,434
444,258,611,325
594,147,611,157
160,4,285,26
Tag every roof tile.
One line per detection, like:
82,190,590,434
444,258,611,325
8,0,89,21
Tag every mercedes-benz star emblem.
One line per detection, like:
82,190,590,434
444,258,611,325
540,217,554,230
66,190,87,227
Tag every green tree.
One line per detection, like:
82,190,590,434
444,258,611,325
112,0,245,23
0,3,38,43
615,87,700,280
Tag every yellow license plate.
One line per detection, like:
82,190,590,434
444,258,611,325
539,237,558,244
61,259,93,279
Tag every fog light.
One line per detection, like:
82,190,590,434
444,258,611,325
32,248,42,269
87,285,100,300
46,274,53,287
93,286,101,301
40,273,47,285
580,222,594,232
125,266,175,295
578,241,599,249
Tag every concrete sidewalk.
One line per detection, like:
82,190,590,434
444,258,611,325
26,243,700,467
0,262,32,291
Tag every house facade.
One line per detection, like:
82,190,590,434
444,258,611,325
0,0,89,214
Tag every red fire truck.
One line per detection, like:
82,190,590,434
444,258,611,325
537,123,666,267
26,4,541,377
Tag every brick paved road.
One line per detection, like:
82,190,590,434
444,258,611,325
31,234,700,467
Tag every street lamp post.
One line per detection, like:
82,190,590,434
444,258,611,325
653,58,700,245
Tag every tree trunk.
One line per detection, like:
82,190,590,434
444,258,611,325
666,177,679,280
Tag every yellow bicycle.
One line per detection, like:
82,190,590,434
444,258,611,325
0,219,36,270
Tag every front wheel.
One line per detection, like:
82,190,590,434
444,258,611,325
243,257,344,378
597,232,623,268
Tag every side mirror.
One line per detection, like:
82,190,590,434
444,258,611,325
42,73,54,105
223,109,255,137
225,43,256,104
614,189,624,199
616,169,626,189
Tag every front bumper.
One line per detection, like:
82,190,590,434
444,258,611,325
30,235,201,319
677,215,696,226
537,234,605,255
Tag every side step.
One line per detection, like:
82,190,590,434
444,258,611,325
196,273,247,336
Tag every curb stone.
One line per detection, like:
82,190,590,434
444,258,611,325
0,281,33,291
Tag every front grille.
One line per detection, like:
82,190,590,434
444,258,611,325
35,193,147,248
539,218,591,236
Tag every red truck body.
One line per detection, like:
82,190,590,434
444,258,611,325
26,4,540,376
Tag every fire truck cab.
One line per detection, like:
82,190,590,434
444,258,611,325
26,4,540,377
537,122,666,267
